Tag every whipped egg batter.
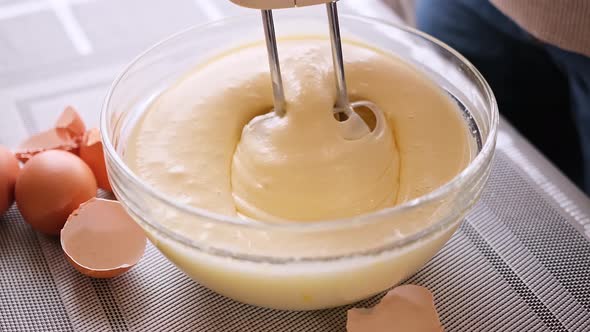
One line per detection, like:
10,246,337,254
125,38,474,310
128,38,471,222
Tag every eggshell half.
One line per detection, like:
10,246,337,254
0,146,20,215
56,106,86,138
15,150,97,235
61,198,146,278
347,285,444,332
15,107,86,163
15,129,79,162
79,128,111,191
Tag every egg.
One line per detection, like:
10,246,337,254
79,128,112,191
0,146,20,215
61,198,146,278
15,107,86,163
15,150,97,235
347,285,444,332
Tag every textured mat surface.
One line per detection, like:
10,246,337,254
1,126,589,332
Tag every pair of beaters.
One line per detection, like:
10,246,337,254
230,0,381,131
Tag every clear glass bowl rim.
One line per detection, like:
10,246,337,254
101,13,498,242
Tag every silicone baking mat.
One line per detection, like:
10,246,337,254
1,1,589,331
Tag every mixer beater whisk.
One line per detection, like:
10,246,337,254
230,0,382,126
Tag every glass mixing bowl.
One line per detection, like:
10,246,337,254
101,12,498,311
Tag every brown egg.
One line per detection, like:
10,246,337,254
347,285,444,332
79,128,112,191
0,146,20,216
61,198,146,278
15,150,97,235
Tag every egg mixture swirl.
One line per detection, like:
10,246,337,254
128,39,471,222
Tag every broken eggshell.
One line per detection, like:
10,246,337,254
15,107,86,162
347,285,444,332
61,198,146,278
15,129,79,162
56,106,86,138
79,128,112,191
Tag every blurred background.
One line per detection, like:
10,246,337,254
0,0,409,147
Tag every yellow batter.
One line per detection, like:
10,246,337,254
128,38,471,223
125,38,474,310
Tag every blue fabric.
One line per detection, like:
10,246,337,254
416,0,590,194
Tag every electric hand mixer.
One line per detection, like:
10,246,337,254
230,0,382,133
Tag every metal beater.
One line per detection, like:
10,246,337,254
230,0,381,123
